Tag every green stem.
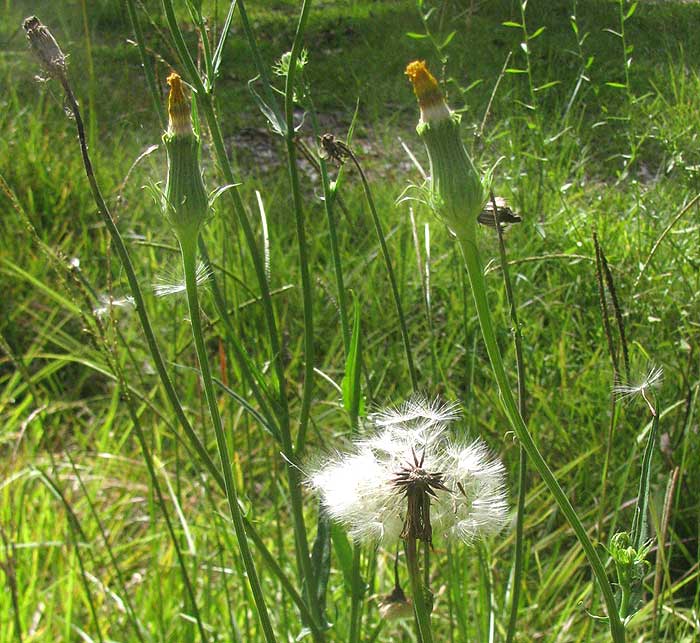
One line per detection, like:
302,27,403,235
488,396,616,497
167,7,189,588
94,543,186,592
125,0,166,129
619,580,631,622
236,0,286,131
198,237,278,433
306,110,350,353
490,195,527,643
455,229,626,643
180,235,277,643
348,545,363,643
348,155,418,391
283,3,326,635
405,537,434,643
285,0,314,457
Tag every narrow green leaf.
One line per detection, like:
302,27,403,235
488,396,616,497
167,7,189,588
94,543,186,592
341,293,363,429
212,0,238,79
248,76,287,136
625,2,638,21
631,395,659,550
406,31,429,40
530,26,546,40
535,80,561,92
502,21,522,28
441,30,457,49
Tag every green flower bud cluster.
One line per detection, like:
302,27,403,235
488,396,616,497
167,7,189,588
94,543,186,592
608,531,652,620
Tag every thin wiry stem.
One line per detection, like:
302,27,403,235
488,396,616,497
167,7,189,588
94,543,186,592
344,147,418,391
283,3,328,635
180,235,276,643
125,0,166,129
487,193,528,643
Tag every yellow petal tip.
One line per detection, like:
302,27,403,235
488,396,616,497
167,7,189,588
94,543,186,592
167,72,192,136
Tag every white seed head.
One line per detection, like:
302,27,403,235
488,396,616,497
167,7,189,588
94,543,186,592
309,396,509,546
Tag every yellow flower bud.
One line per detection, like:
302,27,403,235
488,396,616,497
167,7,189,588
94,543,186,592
167,72,194,137
405,61,485,238
163,73,208,242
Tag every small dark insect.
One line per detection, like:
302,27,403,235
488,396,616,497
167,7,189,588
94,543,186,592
478,196,522,228
319,133,352,165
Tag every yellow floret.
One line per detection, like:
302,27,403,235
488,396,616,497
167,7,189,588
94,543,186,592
167,72,192,137
405,60,442,107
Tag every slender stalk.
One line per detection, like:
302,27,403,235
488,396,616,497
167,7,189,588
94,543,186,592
321,172,350,350
282,4,327,635
198,237,278,433
285,0,315,456
405,537,434,643
305,110,350,353
348,546,363,643
125,0,166,129
346,153,418,391
180,235,276,643
455,230,626,643
488,195,528,643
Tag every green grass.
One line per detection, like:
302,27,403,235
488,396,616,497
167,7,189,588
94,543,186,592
1,0,699,641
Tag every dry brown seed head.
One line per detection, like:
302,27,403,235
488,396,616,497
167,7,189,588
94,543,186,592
23,16,67,80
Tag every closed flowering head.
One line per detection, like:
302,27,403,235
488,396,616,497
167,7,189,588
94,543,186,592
163,72,208,244
405,61,486,239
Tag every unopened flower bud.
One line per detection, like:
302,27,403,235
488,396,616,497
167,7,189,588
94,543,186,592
405,61,486,238
167,72,194,137
163,73,208,242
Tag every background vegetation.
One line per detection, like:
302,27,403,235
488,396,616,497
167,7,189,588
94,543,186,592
1,0,698,640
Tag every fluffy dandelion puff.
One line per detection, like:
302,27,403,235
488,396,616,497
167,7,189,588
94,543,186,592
309,396,508,546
